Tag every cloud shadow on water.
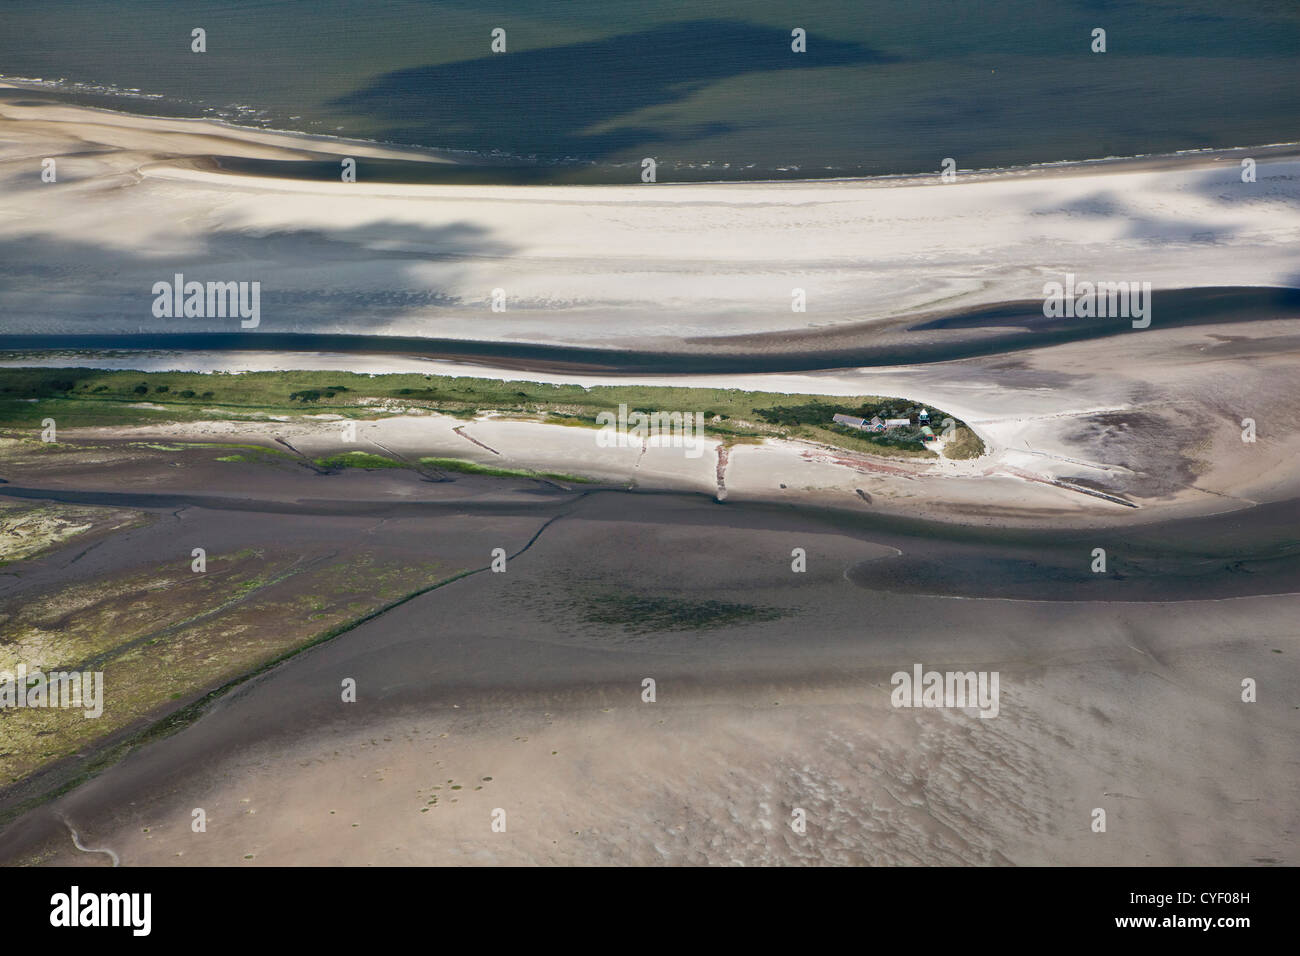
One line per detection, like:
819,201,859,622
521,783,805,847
331,20,896,162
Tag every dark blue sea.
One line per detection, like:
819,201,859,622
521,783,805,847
3,0,1298,181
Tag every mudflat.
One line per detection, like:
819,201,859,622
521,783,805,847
1,447,1295,865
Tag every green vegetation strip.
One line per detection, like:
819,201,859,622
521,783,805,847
314,451,406,470
0,367,984,460
418,457,591,482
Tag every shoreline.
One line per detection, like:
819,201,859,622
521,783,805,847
6,79,1300,185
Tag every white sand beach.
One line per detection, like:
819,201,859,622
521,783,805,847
2,86,1299,345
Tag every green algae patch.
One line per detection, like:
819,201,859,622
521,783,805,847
0,502,145,567
215,448,292,465
0,549,463,793
419,457,592,483
314,451,406,470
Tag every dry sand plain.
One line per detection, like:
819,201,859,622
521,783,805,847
2,83,1299,344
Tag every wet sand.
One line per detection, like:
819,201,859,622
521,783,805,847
4,287,1300,372
1,480,1295,865
0,443,1297,864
